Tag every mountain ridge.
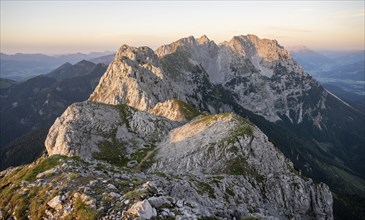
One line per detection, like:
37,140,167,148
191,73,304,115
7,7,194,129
1,34,364,219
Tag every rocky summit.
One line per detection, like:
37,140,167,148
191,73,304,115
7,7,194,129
0,35,341,219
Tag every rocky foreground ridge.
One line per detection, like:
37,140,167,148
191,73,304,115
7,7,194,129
0,35,335,219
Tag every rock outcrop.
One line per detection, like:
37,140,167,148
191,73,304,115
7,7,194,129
89,45,181,110
45,101,178,161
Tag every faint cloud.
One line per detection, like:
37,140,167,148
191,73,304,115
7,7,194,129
264,34,288,39
335,10,365,18
267,26,315,33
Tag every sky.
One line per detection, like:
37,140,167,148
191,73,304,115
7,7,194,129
1,1,364,54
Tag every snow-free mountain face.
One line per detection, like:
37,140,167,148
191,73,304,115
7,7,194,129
87,35,364,186
94,35,315,123
86,35,364,217
89,45,183,111
155,34,319,123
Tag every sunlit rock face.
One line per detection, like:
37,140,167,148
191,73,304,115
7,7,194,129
89,45,181,111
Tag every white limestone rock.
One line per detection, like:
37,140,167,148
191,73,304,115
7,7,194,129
45,101,121,159
45,101,177,161
89,45,183,111
126,200,157,220
47,195,63,210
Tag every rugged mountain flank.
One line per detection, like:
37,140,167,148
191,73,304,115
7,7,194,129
89,45,181,110
0,37,336,219
7,99,333,219
159,37,364,220
155,35,365,203
88,35,364,217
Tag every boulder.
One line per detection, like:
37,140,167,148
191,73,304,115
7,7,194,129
47,195,63,210
126,200,157,220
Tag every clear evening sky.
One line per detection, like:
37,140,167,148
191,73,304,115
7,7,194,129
1,1,364,54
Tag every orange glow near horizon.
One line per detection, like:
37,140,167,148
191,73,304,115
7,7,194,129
1,1,364,54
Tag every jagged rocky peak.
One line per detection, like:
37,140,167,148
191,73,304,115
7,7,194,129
89,44,179,110
197,34,210,44
225,34,291,61
114,45,159,67
155,35,217,58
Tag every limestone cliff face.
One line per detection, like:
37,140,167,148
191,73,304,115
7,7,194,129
45,102,120,159
88,35,320,124
45,101,178,160
89,45,180,111
155,34,317,123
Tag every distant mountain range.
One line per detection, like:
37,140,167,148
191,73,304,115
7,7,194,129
288,46,364,73
0,60,107,169
287,46,335,72
288,46,365,108
89,53,115,65
0,51,114,81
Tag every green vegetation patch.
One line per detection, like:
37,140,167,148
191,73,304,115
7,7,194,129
0,157,69,220
23,155,66,182
137,148,158,171
172,99,201,120
66,196,99,220
191,112,232,127
115,104,133,129
93,130,128,167
123,189,147,200
225,156,264,182
94,128,157,170
160,47,195,79
0,155,66,186
225,188,235,197
241,217,260,220
194,180,216,199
